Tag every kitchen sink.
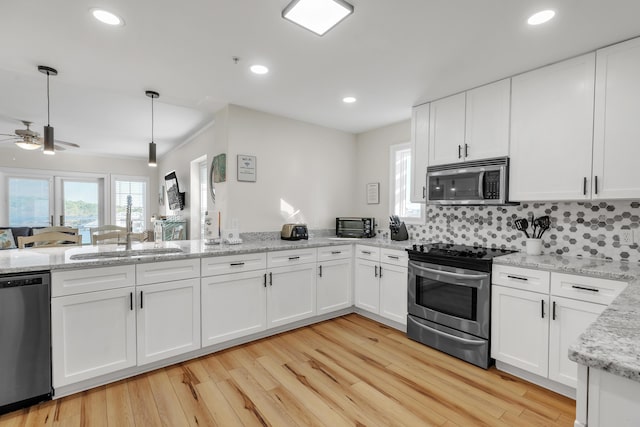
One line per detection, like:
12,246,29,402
69,248,184,260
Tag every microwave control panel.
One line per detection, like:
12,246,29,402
483,171,501,199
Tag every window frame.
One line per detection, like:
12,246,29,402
389,142,425,225
110,175,150,232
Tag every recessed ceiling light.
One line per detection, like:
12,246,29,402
527,10,555,26
250,65,269,75
91,9,124,26
282,0,354,36
342,96,356,104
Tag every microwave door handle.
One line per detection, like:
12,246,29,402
409,262,488,284
478,171,485,199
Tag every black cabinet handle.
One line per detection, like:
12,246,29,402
422,186,426,199
507,275,528,281
595,176,599,195
379,266,383,278
263,273,267,287
130,292,133,311
464,144,468,158
541,300,545,318
269,272,273,286
458,145,462,159
362,250,372,255
572,285,599,293
288,256,300,261
583,177,587,195
552,300,557,320
387,255,399,260
230,262,245,266
374,265,378,278
331,251,342,255
140,291,144,309
319,265,323,277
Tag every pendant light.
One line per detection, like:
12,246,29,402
38,65,58,155
146,90,159,167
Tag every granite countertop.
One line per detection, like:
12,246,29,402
494,253,640,383
0,237,412,274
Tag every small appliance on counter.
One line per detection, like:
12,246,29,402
389,215,408,241
335,217,375,238
281,224,308,240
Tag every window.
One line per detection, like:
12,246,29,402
112,176,148,232
199,159,208,239
390,143,424,223
8,177,52,226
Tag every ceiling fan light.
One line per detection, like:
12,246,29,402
15,140,41,150
148,141,157,167
43,125,55,155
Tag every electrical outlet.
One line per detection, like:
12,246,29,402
620,229,634,245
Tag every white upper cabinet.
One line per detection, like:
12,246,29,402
429,92,466,166
593,37,640,199
410,103,429,203
464,78,511,161
429,80,511,167
510,53,596,201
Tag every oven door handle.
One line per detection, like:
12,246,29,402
409,261,489,282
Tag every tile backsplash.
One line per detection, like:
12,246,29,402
405,201,640,263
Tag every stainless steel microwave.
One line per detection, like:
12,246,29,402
336,217,376,238
426,157,510,205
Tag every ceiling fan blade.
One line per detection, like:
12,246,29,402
55,140,80,148
0,137,19,143
53,144,67,151
0,133,18,137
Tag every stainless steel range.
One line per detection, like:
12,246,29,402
406,243,516,369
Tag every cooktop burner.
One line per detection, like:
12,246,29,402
406,243,517,271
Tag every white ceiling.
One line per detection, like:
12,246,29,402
1,0,639,159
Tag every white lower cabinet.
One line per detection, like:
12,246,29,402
51,287,136,388
201,270,267,346
267,263,317,328
587,368,640,427
136,278,201,365
317,258,352,315
354,246,408,325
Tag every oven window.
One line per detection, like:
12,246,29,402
428,172,481,201
415,276,477,320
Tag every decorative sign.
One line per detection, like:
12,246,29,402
367,182,380,204
212,153,226,183
237,155,257,182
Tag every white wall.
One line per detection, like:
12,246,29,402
215,105,357,233
354,119,411,231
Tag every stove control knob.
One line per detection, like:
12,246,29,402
420,245,425,252
412,244,418,251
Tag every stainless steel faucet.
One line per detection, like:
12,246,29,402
125,195,133,250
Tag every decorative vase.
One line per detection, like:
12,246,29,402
525,239,543,255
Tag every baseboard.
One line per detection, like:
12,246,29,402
495,361,577,399
353,308,407,332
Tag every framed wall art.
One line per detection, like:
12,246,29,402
366,182,380,204
237,154,257,182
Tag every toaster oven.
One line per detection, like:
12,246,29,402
336,217,376,238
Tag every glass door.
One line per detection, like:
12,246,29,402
55,178,104,244
7,176,54,227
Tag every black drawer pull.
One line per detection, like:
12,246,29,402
379,266,383,278
362,250,372,255
230,262,245,266
571,285,599,293
288,256,300,261
387,255,399,260
507,275,528,281
331,251,342,255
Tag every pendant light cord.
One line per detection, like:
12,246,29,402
46,72,50,126
151,95,154,143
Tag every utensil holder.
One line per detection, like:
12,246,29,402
525,239,542,255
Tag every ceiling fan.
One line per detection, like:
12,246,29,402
0,120,80,151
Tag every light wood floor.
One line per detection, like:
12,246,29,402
0,314,575,426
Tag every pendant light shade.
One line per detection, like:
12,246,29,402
146,90,159,167
38,65,57,155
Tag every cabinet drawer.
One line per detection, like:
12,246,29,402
201,252,267,277
551,273,627,305
317,245,352,261
136,258,200,285
267,248,317,268
492,264,550,294
52,265,136,297
380,248,408,267
355,244,380,261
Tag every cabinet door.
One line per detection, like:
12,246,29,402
593,37,640,199
51,287,136,387
410,103,429,202
379,264,408,325
267,264,316,328
201,271,267,347
317,258,352,315
137,278,200,365
354,258,380,313
491,285,549,377
548,297,605,388
429,93,466,166
465,79,511,161
510,53,595,201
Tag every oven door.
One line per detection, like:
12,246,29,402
408,260,490,339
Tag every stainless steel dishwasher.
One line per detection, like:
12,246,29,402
0,271,52,414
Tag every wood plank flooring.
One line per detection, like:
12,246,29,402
0,314,576,426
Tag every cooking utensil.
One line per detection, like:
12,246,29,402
514,218,530,238
532,216,541,239
536,215,550,238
